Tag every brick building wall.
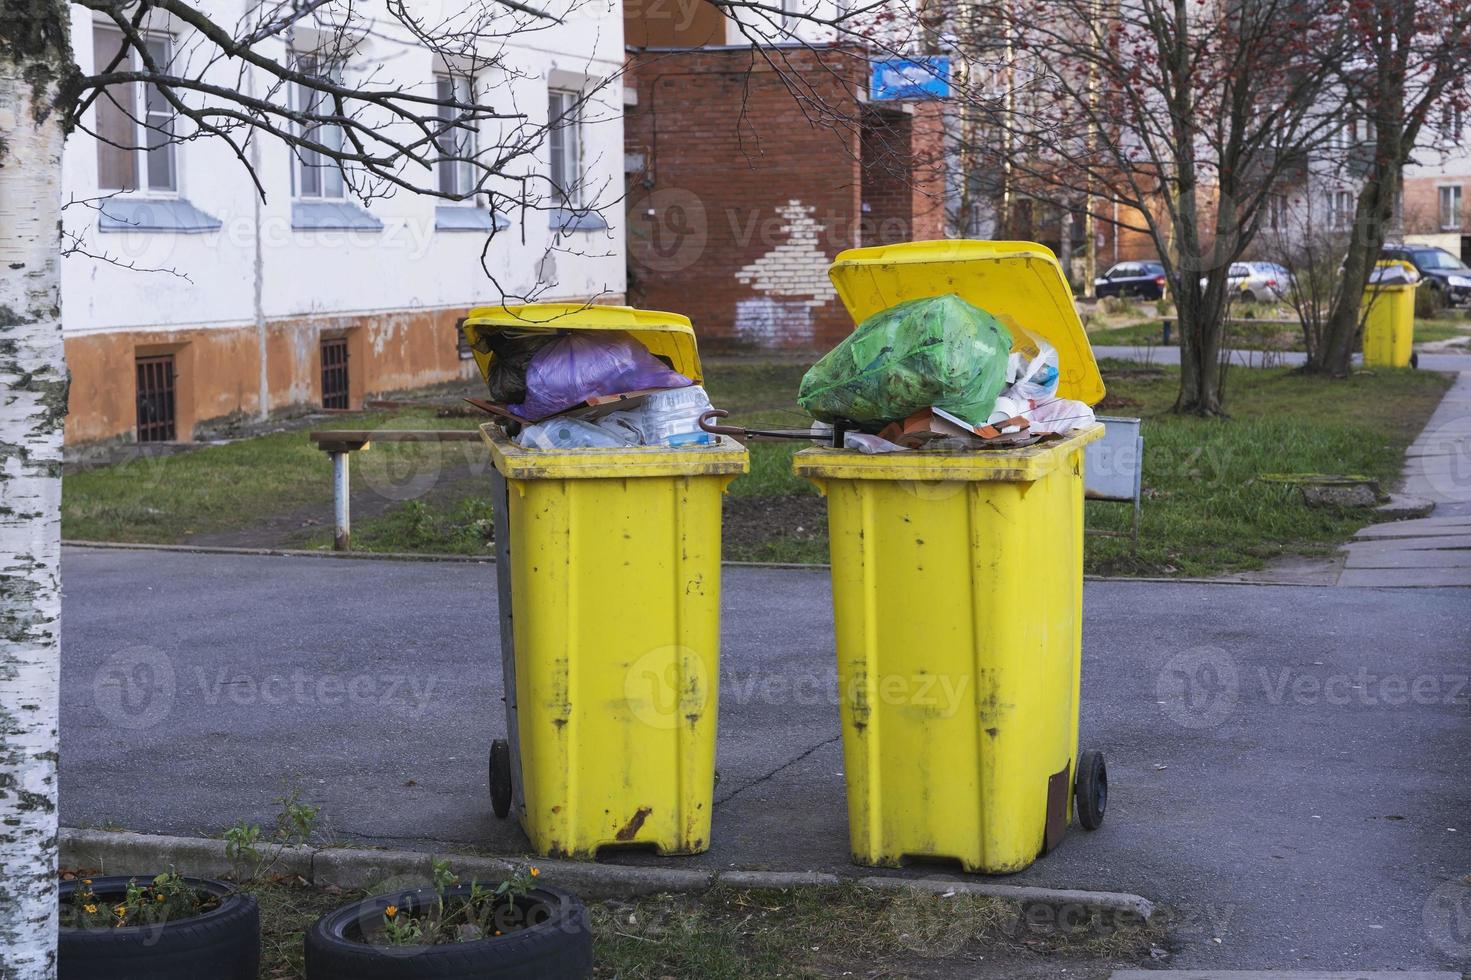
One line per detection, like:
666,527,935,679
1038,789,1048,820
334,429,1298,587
1403,174,1471,254
625,45,947,352
860,103,947,247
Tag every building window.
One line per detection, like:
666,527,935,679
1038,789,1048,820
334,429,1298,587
294,52,346,199
321,337,350,409
781,0,799,31
436,74,478,199
1268,193,1288,231
1440,185,1463,230
547,89,583,207
1443,104,1465,139
1327,190,1354,231
135,355,177,442
93,27,176,193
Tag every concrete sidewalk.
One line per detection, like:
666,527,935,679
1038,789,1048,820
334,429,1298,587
1340,371,1471,586
61,547,1471,972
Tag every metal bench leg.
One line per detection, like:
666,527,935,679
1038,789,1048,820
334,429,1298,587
332,451,351,551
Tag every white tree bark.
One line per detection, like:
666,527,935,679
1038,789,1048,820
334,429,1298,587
0,42,68,980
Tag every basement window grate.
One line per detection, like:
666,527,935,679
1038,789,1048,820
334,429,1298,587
321,337,350,410
135,355,177,443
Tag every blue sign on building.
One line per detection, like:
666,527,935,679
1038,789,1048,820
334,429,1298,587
869,56,951,101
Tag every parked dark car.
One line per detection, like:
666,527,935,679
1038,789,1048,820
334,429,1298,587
1095,261,1168,300
1381,244,1471,306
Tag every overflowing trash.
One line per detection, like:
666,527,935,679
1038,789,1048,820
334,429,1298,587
467,291,1096,456
798,294,1013,426
797,293,1096,453
510,331,692,422
463,326,720,451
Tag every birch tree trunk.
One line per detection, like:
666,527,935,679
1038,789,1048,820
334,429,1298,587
1,5,71,976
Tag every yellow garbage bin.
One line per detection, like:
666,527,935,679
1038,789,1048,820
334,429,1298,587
1362,263,1418,368
793,241,1108,874
464,304,748,859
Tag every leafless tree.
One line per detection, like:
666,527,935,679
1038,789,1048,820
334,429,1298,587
0,0,623,972
942,0,1350,414
1309,0,1471,375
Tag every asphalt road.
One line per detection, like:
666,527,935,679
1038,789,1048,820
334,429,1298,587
61,546,1471,972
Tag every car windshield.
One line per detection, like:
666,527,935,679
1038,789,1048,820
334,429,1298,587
1411,249,1469,271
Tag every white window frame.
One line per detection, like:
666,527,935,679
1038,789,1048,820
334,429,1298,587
292,50,347,201
436,74,480,203
92,26,178,196
1442,104,1465,140
547,88,584,208
1328,190,1354,231
1440,185,1463,231
1268,193,1288,231
780,0,799,32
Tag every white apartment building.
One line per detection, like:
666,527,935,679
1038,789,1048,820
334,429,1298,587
61,0,625,446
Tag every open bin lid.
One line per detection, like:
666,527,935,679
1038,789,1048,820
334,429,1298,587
461,303,704,387
827,241,1106,406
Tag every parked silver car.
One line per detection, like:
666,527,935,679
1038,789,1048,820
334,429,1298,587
1199,262,1294,302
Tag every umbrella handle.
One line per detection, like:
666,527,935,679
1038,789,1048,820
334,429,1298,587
698,409,748,437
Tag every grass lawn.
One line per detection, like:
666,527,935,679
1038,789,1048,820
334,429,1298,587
62,358,1452,577
246,878,1162,979
1083,360,1449,575
1415,316,1471,344
63,409,484,545
1088,311,1471,351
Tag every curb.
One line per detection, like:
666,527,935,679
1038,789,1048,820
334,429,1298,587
61,539,1348,587
59,828,1154,919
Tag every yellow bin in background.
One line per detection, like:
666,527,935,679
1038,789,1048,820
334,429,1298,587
465,304,748,858
1362,267,1418,368
793,241,1108,874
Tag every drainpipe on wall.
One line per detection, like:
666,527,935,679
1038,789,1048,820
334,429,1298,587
252,101,267,421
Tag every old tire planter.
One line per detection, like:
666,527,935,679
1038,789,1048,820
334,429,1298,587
58,876,259,980
306,884,592,980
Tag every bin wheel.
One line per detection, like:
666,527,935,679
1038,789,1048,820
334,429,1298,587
1411,351,1419,370
489,739,512,819
1076,750,1107,831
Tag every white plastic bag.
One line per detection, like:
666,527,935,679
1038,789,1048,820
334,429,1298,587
516,417,637,450
1009,326,1061,402
843,431,910,454
1023,397,1095,435
622,385,715,445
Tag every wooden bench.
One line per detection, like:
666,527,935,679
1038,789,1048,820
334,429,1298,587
309,429,484,551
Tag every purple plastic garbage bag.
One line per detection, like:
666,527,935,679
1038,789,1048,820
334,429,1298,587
510,331,692,421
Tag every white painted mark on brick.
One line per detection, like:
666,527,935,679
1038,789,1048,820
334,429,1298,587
733,200,835,346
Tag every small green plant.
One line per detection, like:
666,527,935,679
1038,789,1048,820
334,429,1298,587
224,790,320,884
223,821,264,882
64,872,218,929
371,862,543,947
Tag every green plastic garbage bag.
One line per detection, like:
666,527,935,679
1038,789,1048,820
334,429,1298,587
798,294,1013,424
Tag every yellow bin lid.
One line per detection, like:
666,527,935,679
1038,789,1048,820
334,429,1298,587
827,240,1106,406
461,303,704,387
